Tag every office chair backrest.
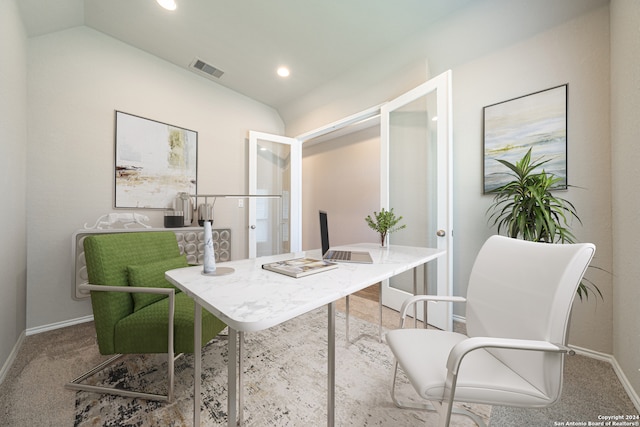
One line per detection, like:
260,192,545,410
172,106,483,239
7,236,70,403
83,231,181,354
465,235,595,402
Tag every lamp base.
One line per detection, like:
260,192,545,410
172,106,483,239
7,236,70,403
201,266,235,276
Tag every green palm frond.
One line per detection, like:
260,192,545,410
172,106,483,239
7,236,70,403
486,148,600,301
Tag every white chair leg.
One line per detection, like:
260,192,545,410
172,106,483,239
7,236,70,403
390,361,487,427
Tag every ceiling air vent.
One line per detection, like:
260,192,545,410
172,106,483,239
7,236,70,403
190,58,224,79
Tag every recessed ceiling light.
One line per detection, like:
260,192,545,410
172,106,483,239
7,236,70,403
157,0,177,11
277,67,290,78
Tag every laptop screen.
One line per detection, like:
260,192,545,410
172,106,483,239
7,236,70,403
319,210,330,255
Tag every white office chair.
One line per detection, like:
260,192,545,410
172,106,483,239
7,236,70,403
386,235,596,427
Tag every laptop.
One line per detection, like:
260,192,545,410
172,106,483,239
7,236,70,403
319,210,373,263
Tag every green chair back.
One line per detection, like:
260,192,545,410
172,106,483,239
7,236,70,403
83,232,180,354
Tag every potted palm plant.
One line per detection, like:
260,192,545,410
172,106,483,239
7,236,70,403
365,208,406,247
486,148,601,300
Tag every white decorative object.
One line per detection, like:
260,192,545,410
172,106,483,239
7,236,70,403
84,212,151,229
203,221,216,274
201,221,235,276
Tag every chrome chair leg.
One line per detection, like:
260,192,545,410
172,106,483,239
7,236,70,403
65,352,181,402
390,361,487,427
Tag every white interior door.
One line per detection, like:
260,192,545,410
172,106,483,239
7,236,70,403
380,70,453,331
248,131,302,258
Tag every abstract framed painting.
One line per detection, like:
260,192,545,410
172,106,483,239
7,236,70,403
114,111,197,208
482,84,568,194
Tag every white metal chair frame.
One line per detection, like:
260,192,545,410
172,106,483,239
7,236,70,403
387,236,596,427
65,284,179,402
390,294,576,427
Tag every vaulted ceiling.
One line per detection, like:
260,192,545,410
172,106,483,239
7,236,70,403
18,0,607,116
18,0,475,111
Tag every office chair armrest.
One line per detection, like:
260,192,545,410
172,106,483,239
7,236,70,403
446,336,573,375
79,283,176,296
437,337,573,427
399,295,466,320
79,282,177,399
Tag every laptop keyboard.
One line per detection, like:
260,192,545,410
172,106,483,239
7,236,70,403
327,250,351,261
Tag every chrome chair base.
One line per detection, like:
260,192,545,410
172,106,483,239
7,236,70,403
65,352,182,402
390,362,487,427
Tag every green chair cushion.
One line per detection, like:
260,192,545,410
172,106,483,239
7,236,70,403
83,231,226,356
114,292,227,354
85,232,182,355
127,255,188,312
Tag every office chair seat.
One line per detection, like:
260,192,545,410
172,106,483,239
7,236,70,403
387,328,551,407
386,235,596,427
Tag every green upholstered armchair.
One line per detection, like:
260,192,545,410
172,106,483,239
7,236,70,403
65,231,226,402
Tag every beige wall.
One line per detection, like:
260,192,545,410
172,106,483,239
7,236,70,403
298,2,613,353
295,0,640,406
302,126,380,250
452,6,613,352
292,5,614,354
611,0,640,405
25,26,284,330
0,0,28,375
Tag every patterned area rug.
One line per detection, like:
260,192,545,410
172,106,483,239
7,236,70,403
73,308,490,426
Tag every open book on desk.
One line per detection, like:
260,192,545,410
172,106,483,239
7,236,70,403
262,257,338,278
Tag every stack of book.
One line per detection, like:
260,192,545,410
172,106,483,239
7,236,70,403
262,257,338,278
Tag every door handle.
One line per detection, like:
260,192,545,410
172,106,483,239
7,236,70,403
436,230,446,237
250,225,256,229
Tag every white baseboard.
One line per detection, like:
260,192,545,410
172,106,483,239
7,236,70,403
25,315,94,336
452,314,466,324
0,331,26,385
570,344,640,413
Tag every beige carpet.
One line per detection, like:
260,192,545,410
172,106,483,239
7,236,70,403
69,308,489,426
1,295,488,426
0,293,636,426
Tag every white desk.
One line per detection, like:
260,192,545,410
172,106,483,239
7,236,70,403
165,243,444,426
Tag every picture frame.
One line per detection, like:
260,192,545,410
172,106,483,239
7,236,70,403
114,111,197,208
482,84,568,194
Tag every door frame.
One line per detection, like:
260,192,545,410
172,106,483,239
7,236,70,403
380,70,453,331
248,131,302,258
248,71,453,330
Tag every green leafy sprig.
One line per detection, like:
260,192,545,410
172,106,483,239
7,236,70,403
365,208,406,246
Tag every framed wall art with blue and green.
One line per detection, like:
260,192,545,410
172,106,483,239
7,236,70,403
482,84,568,194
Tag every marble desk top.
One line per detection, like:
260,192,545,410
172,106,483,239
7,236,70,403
165,243,444,332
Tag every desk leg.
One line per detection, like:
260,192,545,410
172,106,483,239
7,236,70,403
194,302,202,426
413,267,418,328
239,331,244,426
328,302,335,427
424,263,428,329
228,328,237,427
345,295,350,344
378,281,383,342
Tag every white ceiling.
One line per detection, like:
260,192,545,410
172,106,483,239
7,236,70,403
17,0,474,111
17,0,609,116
